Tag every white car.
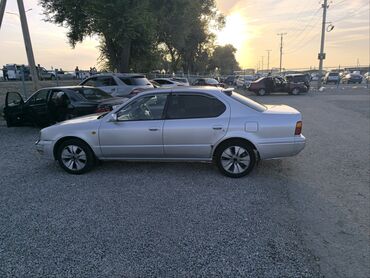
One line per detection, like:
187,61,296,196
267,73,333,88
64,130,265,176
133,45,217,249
36,87,305,177
236,75,255,88
80,73,154,97
152,78,189,87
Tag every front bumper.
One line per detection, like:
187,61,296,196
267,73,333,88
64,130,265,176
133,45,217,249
35,140,54,159
257,135,306,160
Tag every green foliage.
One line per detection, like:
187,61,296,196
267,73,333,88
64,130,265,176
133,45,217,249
209,44,241,75
40,0,239,74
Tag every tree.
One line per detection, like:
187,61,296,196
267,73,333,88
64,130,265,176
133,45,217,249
209,44,240,75
40,0,156,72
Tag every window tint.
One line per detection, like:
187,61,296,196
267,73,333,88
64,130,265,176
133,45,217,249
76,88,112,100
29,90,49,105
119,76,150,86
154,79,172,85
83,77,96,87
96,77,116,86
117,94,167,121
166,94,226,119
7,92,23,107
229,92,267,112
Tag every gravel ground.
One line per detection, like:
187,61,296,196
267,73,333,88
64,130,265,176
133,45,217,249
0,85,369,277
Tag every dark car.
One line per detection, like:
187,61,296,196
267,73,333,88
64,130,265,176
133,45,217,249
247,76,308,96
192,78,225,88
3,86,127,127
341,73,363,84
224,75,237,85
285,74,311,90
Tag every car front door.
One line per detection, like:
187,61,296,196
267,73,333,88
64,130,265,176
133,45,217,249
4,92,24,126
163,93,229,159
99,94,168,158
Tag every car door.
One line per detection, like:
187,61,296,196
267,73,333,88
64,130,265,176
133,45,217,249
163,93,229,159
26,89,51,125
4,92,24,125
99,93,168,158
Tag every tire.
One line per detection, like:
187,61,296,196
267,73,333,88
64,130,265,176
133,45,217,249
57,139,95,174
257,88,267,96
291,87,300,95
215,140,256,178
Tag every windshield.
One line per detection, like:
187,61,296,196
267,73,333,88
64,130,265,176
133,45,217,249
75,88,112,100
206,78,219,84
230,92,267,112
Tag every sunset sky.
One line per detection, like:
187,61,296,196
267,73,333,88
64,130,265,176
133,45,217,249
0,0,369,71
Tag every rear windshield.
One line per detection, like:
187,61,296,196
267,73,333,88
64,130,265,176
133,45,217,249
230,92,267,112
119,76,151,86
205,78,219,84
73,88,112,100
329,73,339,76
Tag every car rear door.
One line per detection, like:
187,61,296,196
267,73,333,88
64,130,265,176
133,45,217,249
163,93,229,159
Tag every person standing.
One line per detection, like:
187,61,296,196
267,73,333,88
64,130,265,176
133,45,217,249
2,66,8,81
75,66,80,79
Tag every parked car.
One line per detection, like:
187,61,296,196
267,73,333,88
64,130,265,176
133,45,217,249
285,74,311,90
323,72,340,84
341,73,363,84
235,75,255,89
3,86,127,127
247,76,308,95
364,72,370,82
152,78,189,87
80,73,153,97
192,78,225,87
35,87,305,177
171,77,190,86
224,75,237,85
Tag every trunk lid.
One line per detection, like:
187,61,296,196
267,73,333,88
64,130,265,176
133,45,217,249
263,104,300,115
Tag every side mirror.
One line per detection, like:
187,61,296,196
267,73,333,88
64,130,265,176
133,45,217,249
109,113,118,122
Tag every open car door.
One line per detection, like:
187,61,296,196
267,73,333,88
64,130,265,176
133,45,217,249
4,92,24,127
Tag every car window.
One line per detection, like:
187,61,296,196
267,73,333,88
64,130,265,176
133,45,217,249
7,92,23,107
50,90,71,104
205,78,219,85
119,76,150,86
76,88,112,100
229,92,267,112
166,94,226,119
154,79,172,85
28,90,49,105
82,77,96,87
116,94,167,121
96,77,117,86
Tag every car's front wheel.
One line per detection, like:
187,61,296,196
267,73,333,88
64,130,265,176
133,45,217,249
215,140,256,178
57,139,95,174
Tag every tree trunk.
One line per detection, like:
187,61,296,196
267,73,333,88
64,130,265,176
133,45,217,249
118,39,131,72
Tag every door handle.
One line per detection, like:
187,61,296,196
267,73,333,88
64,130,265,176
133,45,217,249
212,126,224,130
149,128,159,131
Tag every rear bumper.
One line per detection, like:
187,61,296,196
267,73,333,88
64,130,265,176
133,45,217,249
35,140,54,159
257,135,306,159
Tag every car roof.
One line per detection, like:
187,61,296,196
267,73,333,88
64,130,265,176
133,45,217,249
138,86,224,96
35,85,99,91
88,73,146,78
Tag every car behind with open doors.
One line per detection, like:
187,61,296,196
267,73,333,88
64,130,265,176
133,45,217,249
3,86,127,127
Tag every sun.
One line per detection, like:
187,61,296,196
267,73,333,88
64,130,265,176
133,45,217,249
216,12,249,50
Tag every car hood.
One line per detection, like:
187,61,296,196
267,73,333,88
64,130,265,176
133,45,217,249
56,113,104,126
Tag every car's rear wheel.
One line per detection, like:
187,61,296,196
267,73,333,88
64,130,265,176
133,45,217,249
57,139,95,174
291,87,300,95
257,88,267,96
215,140,256,178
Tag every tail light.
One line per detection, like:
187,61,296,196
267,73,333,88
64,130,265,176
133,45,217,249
295,121,302,135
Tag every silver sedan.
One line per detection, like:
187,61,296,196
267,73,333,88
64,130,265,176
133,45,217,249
36,87,305,178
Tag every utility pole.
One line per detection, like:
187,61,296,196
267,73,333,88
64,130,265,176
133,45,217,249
277,33,287,73
261,56,264,72
265,50,272,72
0,0,7,30
17,0,39,90
317,0,328,89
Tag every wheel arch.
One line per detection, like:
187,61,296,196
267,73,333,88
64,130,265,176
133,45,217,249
53,136,94,160
212,137,259,160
